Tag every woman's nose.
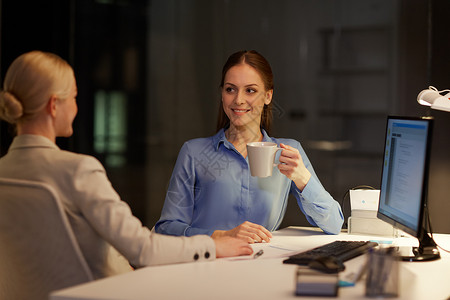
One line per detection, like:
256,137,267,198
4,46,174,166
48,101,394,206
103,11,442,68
234,91,246,105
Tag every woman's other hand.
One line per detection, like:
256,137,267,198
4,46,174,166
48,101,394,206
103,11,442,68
211,221,272,244
277,143,311,191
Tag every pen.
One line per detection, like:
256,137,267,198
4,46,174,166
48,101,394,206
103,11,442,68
253,249,264,259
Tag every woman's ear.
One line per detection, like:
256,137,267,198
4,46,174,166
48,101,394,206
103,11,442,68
264,89,273,105
46,95,58,118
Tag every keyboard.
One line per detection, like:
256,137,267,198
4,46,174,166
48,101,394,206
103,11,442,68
283,240,378,265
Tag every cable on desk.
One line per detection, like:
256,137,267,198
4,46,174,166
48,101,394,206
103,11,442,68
427,205,450,254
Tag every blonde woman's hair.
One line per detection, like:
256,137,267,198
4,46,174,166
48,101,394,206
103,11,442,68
0,51,74,124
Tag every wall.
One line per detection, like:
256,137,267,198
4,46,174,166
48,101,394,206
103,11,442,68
145,0,450,234
1,0,449,234
145,0,391,225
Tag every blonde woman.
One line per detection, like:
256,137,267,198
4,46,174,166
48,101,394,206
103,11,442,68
0,51,252,279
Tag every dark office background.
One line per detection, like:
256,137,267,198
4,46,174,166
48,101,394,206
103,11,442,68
1,0,450,234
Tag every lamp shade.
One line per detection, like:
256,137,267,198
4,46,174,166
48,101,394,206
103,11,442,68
417,86,450,112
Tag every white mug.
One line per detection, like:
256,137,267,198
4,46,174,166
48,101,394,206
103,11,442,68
247,142,282,177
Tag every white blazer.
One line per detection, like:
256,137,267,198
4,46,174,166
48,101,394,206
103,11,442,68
0,135,215,279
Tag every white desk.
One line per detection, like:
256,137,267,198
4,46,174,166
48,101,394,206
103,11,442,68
50,227,450,300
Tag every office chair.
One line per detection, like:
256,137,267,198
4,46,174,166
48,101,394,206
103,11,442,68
0,178,94,300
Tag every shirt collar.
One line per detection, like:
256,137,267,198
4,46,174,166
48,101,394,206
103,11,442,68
9,134,60,152
213,128,228,150
213,128,272,150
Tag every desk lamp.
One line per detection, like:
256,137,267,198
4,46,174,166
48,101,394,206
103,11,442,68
417,86,450,112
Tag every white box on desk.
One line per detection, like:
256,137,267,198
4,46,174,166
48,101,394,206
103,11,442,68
348,216,397,236
348,189,396,237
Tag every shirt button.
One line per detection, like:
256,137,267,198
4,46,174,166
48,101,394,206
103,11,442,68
205,252,210,259
194,253,199,260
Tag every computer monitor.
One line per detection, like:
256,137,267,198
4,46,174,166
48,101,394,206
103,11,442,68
377,116,440,261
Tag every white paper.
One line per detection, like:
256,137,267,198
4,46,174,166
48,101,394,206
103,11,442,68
350,190,380,211
222,242,302,261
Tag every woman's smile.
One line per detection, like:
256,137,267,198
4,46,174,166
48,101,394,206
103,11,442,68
231,108,251,115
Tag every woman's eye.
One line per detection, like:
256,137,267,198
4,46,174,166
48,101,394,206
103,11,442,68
246,88,256,94
225,87,234,93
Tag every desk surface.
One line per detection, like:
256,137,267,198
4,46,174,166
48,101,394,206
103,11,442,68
51,227,450,300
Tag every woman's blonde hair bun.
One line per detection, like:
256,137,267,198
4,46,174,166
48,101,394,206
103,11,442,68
0,90,24,124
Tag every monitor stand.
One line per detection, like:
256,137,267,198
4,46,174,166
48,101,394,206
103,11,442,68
401,228,441,262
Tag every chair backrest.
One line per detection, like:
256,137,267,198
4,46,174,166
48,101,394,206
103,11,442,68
0,178,94,300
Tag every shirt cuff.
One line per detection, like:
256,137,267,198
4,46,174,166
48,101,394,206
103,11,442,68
298,176,321,203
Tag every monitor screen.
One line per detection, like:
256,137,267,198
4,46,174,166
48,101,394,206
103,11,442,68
377,116,440,261
377,116,432,237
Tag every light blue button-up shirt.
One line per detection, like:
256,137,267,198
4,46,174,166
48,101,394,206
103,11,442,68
155,129,344,236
